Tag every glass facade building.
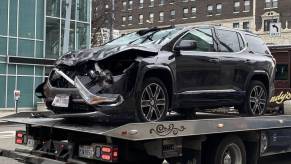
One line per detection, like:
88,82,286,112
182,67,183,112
0,0,91,110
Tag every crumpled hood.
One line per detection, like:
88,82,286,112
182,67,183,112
55,44,160,66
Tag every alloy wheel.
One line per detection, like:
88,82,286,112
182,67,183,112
249,85,267,115
140,83,166,121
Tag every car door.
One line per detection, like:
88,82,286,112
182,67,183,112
174,27,223,108
213,28,248,104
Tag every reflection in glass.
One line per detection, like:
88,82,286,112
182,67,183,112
46,17,60,58
61,21,75,54
62,0,76,20
77,23,89,49
76,0,89,22
47,0,60,17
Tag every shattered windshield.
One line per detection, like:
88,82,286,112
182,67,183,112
105,28,182,46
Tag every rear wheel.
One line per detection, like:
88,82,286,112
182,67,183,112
136,77,169,122
239,80,267,116
212,135,246,164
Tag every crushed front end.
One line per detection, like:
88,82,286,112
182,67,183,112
36,52,140,118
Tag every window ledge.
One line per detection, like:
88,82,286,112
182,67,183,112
207,15,213,17
243,10,250,12
170,19,175,21
182,17,188,19
158,21,164,22
190,16,196,18
233,11,240,14
215,14,221,16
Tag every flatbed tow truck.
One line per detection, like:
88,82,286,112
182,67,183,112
1,112,291,164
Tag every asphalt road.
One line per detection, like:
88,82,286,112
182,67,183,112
0,123,290,164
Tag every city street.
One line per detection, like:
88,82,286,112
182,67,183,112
0,123,290,164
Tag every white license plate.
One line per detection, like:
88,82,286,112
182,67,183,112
79,145,94,159
27,138,35,147
52,95,69,107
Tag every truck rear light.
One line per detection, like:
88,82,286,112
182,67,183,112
102,146,112,153
15,130,26,145
16,138,23,144
101,154,111,160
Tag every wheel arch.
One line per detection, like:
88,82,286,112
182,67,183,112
246,71,270,95
138,65,175,109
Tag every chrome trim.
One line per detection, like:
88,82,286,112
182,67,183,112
75,76,124,107
179,89,237,95
53,68,75,86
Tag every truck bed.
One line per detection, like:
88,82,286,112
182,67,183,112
2,112,291,141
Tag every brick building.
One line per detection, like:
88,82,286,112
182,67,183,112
94,0,291,45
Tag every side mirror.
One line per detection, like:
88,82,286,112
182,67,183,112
174,40,197,51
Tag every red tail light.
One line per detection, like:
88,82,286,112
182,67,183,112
15,130,26,145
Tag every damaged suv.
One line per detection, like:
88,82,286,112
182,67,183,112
36,26,275,122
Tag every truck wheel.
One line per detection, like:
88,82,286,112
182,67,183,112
136,77,169,122
239,80,267,116
212,135,246,164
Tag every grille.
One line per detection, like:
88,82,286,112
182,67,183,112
49,70,76,88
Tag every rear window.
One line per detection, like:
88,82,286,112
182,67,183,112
215,29,241,52
245,34,270,55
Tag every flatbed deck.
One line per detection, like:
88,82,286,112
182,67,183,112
3,113,291,141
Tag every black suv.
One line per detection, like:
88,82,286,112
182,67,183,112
36,26,276,122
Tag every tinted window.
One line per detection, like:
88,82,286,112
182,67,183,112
215,29,241,52
178,28,214,52
275,64,288,80
245,34,270,54
237,33,245,50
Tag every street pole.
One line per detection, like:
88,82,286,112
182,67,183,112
109,0,115,41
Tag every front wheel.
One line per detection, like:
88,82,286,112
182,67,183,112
239,80,267,116
136,77,169,122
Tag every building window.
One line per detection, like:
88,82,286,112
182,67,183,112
233,22,240,29
122,1,127,10
191,7,196,17
234,1,240,12
159,12,165,22
273,0,278,8
264,19,278,31
122,16,126,25
160,0,165,5
216,4,222,15
149,13,154,23
128,15,132,24
183,8,189,18
150,0,154,7
128,0,133,10
243,22,250,30
244,0,250,12
275,64,288,80
265,0,278,8
207,5,213,15
139,14,143,24
139,0,144,8
169,0,174,4
170,10,175,20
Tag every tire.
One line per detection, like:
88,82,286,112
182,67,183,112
239,80,267,116
212,135,246,164
135,77,169,122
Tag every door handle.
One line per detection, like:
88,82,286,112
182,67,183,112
208,58,220,63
